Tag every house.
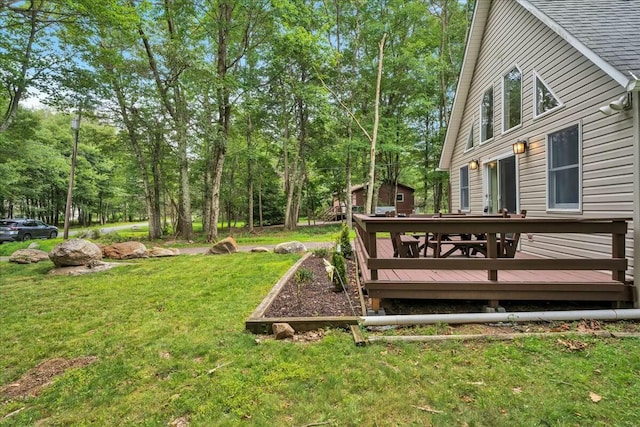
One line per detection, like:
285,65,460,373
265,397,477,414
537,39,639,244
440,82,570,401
351,182,415,216
439,0,639,284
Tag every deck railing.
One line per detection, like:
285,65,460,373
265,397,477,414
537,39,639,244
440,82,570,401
354,214,634,308
353,214,630,283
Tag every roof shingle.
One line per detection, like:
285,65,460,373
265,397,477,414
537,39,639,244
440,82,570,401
526,0,640,79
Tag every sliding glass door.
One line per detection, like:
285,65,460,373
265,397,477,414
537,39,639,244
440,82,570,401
484,155,517,214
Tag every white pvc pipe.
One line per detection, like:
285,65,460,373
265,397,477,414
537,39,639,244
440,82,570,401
361,309,640,327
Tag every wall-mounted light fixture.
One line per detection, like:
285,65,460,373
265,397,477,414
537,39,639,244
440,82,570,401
512,139,527,155
599,93,632,115
469,159,479,170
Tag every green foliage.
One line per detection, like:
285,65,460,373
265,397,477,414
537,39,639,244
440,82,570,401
330,250,347,292
76,229,102,240
312,247,330,259
97,232,129,244
294,267,313,284
338,223,353,259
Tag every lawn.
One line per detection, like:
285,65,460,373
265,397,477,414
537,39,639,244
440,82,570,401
2,250,640,426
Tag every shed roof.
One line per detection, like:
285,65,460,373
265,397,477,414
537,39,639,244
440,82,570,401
439,0,640,170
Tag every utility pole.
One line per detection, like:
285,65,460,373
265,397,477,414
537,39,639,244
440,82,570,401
63,113,81,239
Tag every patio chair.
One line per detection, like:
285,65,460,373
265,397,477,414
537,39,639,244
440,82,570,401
391,232,420,258
499,210,527,257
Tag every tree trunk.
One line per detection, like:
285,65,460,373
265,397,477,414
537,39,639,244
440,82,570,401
247,114,254,232
365,33,387,214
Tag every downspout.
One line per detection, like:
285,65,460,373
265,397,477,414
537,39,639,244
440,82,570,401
361,309,640,327
632,83,640,307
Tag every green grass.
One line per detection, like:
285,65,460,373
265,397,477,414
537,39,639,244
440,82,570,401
2,253,640,425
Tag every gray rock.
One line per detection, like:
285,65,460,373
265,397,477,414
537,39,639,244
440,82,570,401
27,242,39,249
209,237,238,254
9,249,50,264
49,239,102,267
272,323,295,340
48,260,129,276
102,241,148,260
147,247,180,257
274,241,306,254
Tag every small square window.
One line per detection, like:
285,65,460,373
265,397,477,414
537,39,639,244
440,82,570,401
396,193,404,202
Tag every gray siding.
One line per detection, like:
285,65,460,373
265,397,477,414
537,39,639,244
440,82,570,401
450,0,635,277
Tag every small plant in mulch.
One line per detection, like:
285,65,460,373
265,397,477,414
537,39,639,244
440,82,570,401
330,250,347,292
312,247,330,259
294,267,314,308
338,223,353,259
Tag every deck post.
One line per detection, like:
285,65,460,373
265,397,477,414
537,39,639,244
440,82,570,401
612,224,626,282
368,231,378,280
487,232,498,281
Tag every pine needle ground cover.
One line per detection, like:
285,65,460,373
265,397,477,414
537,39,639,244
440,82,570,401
2,254,640,426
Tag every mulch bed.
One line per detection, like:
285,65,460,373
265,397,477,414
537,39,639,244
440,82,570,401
263,255,362,318
259,255,640,337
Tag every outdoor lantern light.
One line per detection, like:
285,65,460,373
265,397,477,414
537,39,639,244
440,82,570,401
512,139,527,155
469,159,479,170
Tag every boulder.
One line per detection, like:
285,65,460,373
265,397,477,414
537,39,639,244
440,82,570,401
209,237,238,255
147,247,180,257
102,241,148,260
49,239,102,267
274,241,306,254
9,249,50,264
49,260,129,276
272,323,295,340
27,242,39,249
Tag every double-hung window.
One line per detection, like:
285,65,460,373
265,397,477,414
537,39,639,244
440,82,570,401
547,124,580,211
460,165,470,211
503,67,522,132
480,87,494,142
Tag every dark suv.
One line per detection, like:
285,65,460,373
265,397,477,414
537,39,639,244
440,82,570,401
0,218,58,243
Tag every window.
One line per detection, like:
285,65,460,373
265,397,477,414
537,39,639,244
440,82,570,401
465,125,474,151
547,124,580,211
396,193,404,202
503,67,522,131
460,165,470,211
534,72,561,117
480,87,494,142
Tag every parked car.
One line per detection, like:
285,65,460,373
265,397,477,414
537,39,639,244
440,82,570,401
0,218,58,243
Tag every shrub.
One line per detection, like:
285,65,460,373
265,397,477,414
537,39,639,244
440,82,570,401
338,223,353,259
77,229,102,240
331,250,347,292
295,267,314,284
312,247,330,259
99,232,129,244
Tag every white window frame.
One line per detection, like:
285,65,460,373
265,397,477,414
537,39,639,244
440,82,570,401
459,165,470,212
502,65,522,134
482,151,520,215
396,193,404,203
464,124,474,152
533,71,563,119
479,85,494,144
546,122,582,213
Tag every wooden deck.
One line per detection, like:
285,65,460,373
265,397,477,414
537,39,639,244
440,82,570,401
353,214,634,309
